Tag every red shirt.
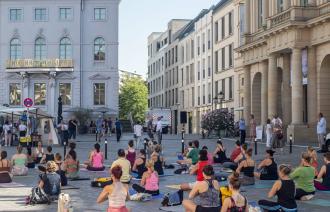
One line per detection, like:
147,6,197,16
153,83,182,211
230,147,241,162
197,161,209,181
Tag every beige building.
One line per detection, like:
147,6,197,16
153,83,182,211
236,0,330,143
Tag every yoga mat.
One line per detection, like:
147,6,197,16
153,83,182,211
80,168,108,173
159,205,184,212
129,189,164,200
0,182,26,188
305,198,330,207
166,184,181,190
69,177,90,181
319,190,330,194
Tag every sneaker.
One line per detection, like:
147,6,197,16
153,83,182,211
300,194,314,201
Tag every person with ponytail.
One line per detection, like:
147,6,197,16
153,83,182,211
258,164,297,211
236,148,255,185
221,172,248,212
183,165,221,212
86,143,105,171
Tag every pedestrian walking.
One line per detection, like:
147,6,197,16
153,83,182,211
3,120,12,147
271,115,284,152
133,121,143,149
59,121,69,146
156,117,162,145
68,118,77,142
317,113,327,149
239,118,246,145
147,117,154,139
249,114,256,142
115,118,122,142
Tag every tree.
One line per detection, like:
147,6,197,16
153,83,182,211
119,76,148,123
201,109,235,137
73,107,92,134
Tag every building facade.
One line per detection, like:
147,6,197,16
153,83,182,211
1,0,120,119
237,0,330,143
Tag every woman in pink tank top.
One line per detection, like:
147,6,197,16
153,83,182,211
132,160,159,196
86,143,105,171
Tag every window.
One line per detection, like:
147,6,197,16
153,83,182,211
208,83,211,104
35,37,46,60
229,44,233,67
215,21,219,42
215,81,219,95
59,37,72,59
198,86,201,105
202,59,205,79
258,0,263,28
94,8,106,20
208,56,211,77
277,0,284,13
222,48,225,70
202,33,205,53
94,37,105,61
192,87,195,107
203,85,206,104
59,8,72,21
94,83,105,105
9,83,21,105
207,29,211,49
191,40,194,58
10,9,22,21
241,77,244,86
229,77,233,99
35,8,47,21
215,51,219,72
228,12,233,34
10,38,22,59
59,83,71,105
198,61,201,80
222,79,226,100
300,0,308,7
34,83,46,105
197,36,200,55
221,17,225,39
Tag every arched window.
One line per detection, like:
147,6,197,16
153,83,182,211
59,37,72,59
94,37,105,61
10,38,22,60
35,37,46,60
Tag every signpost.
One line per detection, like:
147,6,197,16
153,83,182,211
23,98,33,147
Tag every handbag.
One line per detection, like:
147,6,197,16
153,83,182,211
28,187,50,205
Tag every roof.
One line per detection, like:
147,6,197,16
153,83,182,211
213,0,232,14
176,9,210,41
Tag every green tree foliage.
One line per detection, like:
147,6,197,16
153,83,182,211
119,76,148,123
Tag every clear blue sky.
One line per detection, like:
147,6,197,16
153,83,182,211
119,0,220,77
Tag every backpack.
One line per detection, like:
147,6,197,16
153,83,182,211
28,187,50,205
161,190,183,207
91,177,113,188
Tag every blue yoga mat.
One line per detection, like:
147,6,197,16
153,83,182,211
318,190,330,194
305,198,330,207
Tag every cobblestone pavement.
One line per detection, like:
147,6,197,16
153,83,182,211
0,133,329,212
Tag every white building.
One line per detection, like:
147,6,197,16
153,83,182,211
0,0,120,119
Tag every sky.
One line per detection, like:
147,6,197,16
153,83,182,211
119,0,220,77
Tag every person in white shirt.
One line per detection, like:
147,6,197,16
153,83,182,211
18,122,27,138
133,122,143,149
156,117,163,144
317,113,327,148
3,121,12,147
265,119,273,149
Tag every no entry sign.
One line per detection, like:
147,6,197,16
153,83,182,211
24,98,33,108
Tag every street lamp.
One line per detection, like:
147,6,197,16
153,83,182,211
213,91,224,109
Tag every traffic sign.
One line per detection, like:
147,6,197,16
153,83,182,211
24,98,33,108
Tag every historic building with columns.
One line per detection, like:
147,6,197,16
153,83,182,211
236,0,330,143
1,0,120,118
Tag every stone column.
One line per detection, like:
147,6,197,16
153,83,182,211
284,0,291,10
49,72,57,117
291,48,303,124
245,0,251,34
261,60,268,124
244,66,251,124
307,46,317,125
268,54,278,118
282,54,292,126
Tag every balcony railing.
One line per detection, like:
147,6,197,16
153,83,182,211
6,59,74,70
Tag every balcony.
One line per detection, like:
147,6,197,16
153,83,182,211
6,59,74,72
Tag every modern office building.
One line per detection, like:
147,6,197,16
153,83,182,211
1,0,120,119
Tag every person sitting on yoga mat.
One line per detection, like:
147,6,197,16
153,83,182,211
85,143,105,171
254,149,278,180
40,146,54,164
290,152,315,200
258,164,297,212
213,139,229,164
54,153,67,186
221,172,248,212
11,146,28,176
125,140,136,168
111,149,131,184
308,146,318,177
151,144,164,176
62,150,79,179
39,161,61,198
183,141,194,157
180,149,209,191
97,165,130,212
26,146,35,169
132,149,147,179
34,141,44,164
0,151,12,183
132,160,159,196
183,165,220,212
236,148,255,186
223,142,247,171
177,140,200,165
202,146,213,165
314,152,330,191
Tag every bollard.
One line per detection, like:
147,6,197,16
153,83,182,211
289,134,293,154
181,129,185,154
254,138,257,155
105,139,108,160
64,141,67,157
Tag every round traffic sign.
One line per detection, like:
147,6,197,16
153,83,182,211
24,98,33,108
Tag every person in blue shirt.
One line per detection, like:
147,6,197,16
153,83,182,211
239,118,246,145
115,118,122,142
